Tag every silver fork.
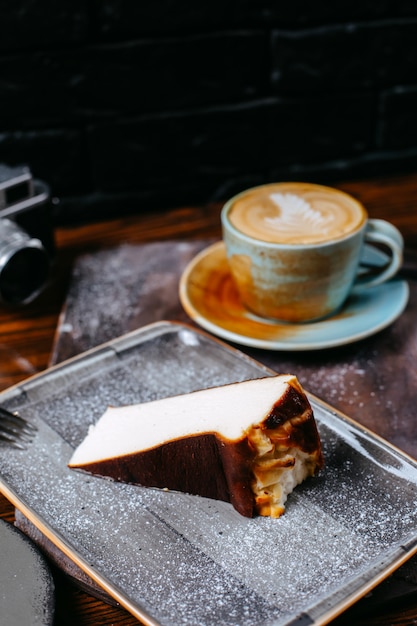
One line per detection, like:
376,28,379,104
0,406,37,449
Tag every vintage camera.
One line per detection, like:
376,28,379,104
0,164,55,305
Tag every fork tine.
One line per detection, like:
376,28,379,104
0,406,37,448
0,407,37,432
0,431,28,449
0,420,35,442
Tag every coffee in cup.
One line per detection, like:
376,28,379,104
221,182,403,323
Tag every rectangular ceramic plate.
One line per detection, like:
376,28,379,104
1,321,417,626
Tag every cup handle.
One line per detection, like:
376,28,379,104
351,218,404,293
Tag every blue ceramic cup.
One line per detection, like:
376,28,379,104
221,182,403,323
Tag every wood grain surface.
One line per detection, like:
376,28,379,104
1,172,417,625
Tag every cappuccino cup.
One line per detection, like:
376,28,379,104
221,182,404,323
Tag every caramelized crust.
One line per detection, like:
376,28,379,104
243,377,323,517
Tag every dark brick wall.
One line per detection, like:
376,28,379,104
1,1,417,224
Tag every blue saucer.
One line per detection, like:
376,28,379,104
179,242,409,351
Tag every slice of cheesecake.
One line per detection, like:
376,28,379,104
69,375,323,518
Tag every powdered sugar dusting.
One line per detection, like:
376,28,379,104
0,322,417,626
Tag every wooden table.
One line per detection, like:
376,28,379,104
1,172,417,625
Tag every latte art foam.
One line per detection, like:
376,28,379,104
227,183,366,244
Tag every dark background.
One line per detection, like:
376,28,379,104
2,0,417,225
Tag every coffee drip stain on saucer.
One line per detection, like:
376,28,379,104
183,242,299,341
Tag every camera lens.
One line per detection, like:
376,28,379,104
0,244,49,304
0,219,50,305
